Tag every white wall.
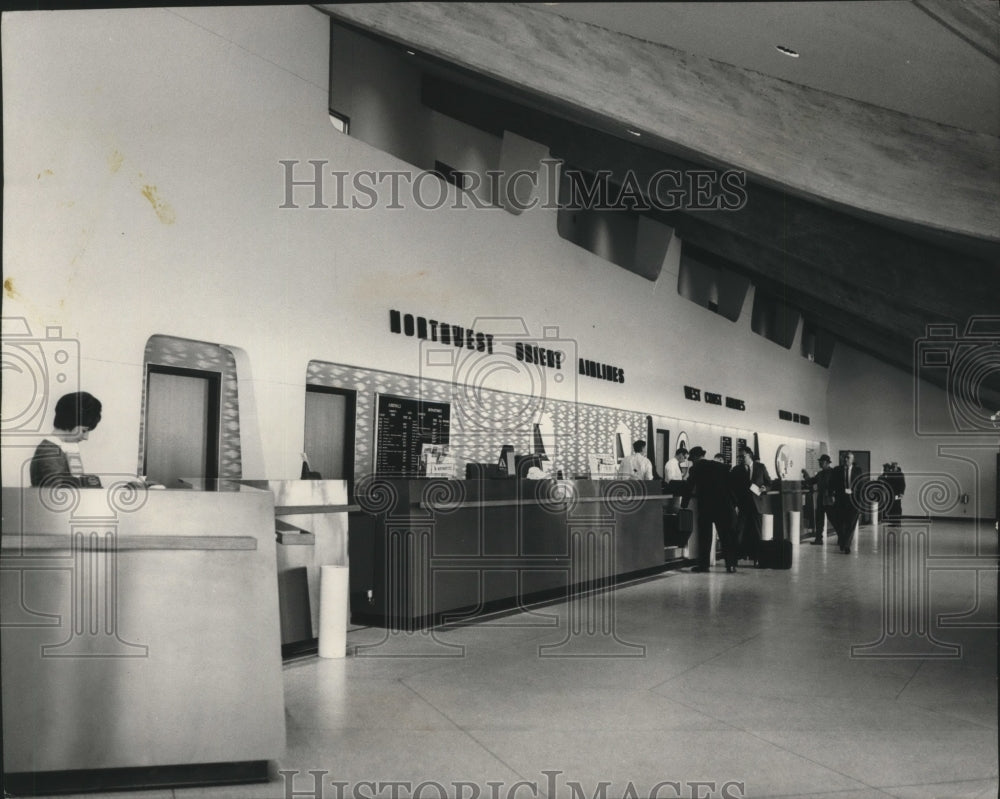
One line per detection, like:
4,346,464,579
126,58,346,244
827,344,997,520
2,6,831,485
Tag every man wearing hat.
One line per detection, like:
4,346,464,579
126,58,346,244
684,446,739,573
802,454,836,544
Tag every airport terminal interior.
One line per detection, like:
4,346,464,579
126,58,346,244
1,4,998,799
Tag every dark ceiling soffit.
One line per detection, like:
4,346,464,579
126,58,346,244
418,68,999,261
419,72,998,316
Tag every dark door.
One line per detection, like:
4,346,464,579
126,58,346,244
143,365,220,485
303,385,356,492
655,428,670,481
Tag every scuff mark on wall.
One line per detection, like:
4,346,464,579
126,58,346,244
4,278,19,299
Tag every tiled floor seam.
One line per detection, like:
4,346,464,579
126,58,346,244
644,692,883,795
892,658,925,700
894,697,1000,731
645,631,767,692
397,678,468,731
876,776,1000,795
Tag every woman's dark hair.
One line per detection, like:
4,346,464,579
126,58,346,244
53,392,102,432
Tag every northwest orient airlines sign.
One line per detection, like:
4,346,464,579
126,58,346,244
389,309,624,384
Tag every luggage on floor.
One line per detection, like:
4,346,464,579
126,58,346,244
755,538,792,569
664,508,694,547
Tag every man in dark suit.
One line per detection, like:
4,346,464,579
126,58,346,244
730,446,771,561
684,446,739,572
886,462,906,524
802,453,836,544
831,450,864,553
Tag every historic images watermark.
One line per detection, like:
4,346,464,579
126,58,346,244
1,316,150,658
279,769,747,799
352,317,648,659
279,159,748,213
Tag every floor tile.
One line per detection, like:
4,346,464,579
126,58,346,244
285,668,458,730
467,728,869,799
22,521,997,799
748,728,998,788
882,778,1000,798
405,683,731,731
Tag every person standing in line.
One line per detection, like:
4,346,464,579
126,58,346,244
802,454,836,544
886,462,906,524
617,439,653,480
831,450,863,553
878,463,894,524
685,446,739,573
730,446,771,561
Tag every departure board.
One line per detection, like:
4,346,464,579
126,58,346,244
720,436,733,466
373,394,450,476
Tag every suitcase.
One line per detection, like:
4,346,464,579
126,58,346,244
663,509,694,548
755,538,792,569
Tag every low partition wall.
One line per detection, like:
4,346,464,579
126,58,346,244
0,484,285,795
348,478,671,628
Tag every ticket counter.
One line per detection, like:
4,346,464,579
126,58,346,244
348,478,671,628
0,483,285,794
764,480,810,546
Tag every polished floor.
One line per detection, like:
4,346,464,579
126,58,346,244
42,521,999,799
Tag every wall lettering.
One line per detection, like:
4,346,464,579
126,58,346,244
389,309,624,383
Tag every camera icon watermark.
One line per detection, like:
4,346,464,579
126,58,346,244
913,316,1000,437
852,461,997,661
1,317,80,440
415,315,579,442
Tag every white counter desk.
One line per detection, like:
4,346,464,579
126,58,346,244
1,482,285,794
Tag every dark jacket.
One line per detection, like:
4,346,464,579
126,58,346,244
29,439,98,488
730,460,771,513
830,464,864,505
805,467,836,506
686,458,737,519
886,470,906,497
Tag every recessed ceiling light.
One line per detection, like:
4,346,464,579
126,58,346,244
626,129,641,137
405,50,416,56
775,45,800,58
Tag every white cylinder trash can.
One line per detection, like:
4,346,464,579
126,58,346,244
318,565,349,659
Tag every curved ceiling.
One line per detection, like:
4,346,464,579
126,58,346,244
318,2,1000,408
536,1,999,136
319,2,999,245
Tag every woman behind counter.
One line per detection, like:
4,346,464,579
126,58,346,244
29,391,103,488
